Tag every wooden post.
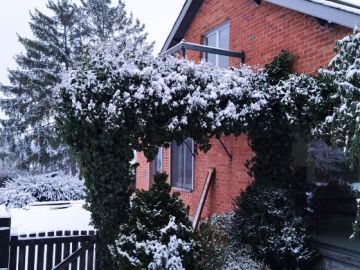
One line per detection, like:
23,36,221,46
0,205,11,270
192,168,215,230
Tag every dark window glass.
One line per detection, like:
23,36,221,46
171,139,194,189
292,138,360,252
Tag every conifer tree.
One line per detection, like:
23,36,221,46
80,0,148,43
0,0,151,173
0,0,82,173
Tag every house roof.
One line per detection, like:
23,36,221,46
161,0,360,53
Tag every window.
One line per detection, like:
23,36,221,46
171,138,194,190
204,22,230,68
152,147,162,175
292,138,360,252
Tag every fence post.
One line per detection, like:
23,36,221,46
0,205,11,270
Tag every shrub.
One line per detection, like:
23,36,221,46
198,214,231,270
220,249,270,270
198,213,269,270
352,199,360,239
0,172,86,207
230,183,316,269
110,173,200,270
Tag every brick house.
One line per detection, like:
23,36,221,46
136,0,360,269
137,0,358,214
136,1,360,266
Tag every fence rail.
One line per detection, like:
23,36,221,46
0,205,97,270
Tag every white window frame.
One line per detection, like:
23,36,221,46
204,21,230,67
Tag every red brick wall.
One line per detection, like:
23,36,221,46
136,0,351,218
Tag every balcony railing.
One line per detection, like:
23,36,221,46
161,41,246,64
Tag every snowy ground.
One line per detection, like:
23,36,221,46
9,200,94,235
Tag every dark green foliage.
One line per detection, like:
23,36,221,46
265,50,297,86
198,215,230,270
1,0,149,267
198,214,270,270
307,25,360,242
111,173,199,270
231,183,317,269
67,124,135,270
57,48,323,268
238,52,318,270
352,199,360,239
246,50,298,186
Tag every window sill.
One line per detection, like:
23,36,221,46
171,186,193,193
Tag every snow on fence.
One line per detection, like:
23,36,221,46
0,203,97,270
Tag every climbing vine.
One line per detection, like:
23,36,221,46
56,40,325,268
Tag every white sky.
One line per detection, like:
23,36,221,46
0,0,185,85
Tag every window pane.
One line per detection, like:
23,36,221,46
184,138,194,189
219,25,230,68
304,139,360,252
171,139,194,189
171,141,184,188
205,33,217,66
153,147,162,174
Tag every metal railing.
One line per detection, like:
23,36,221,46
162,41,246,64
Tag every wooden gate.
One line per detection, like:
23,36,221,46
0,205,97,270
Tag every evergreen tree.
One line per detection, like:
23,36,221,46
111,173,200,270
0,0,151,173
0,0,82,173
80,0,148,45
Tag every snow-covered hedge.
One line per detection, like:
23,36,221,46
57,40,323,268
57,41,322,155
0,172,85,208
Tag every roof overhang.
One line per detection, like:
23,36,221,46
161,0,203,54
265,0,360,29
162,0,360,53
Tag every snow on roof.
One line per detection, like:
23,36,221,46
309,0,360,15
10,200,94,235
333,0,360,8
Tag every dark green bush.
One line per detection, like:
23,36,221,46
198,214,230,270
231,183,316,270
198,213,269,270
110,173,200,270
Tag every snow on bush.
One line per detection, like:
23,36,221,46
221,250,270,270
315,27,360,163
0,172,85,208
231,183,316,269
57,40,322,152
110,173,200,270
198,213,269,270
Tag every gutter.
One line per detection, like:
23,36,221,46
265,0,360,29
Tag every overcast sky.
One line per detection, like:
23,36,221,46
0,0,185,85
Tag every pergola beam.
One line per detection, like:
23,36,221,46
162,41,246,64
